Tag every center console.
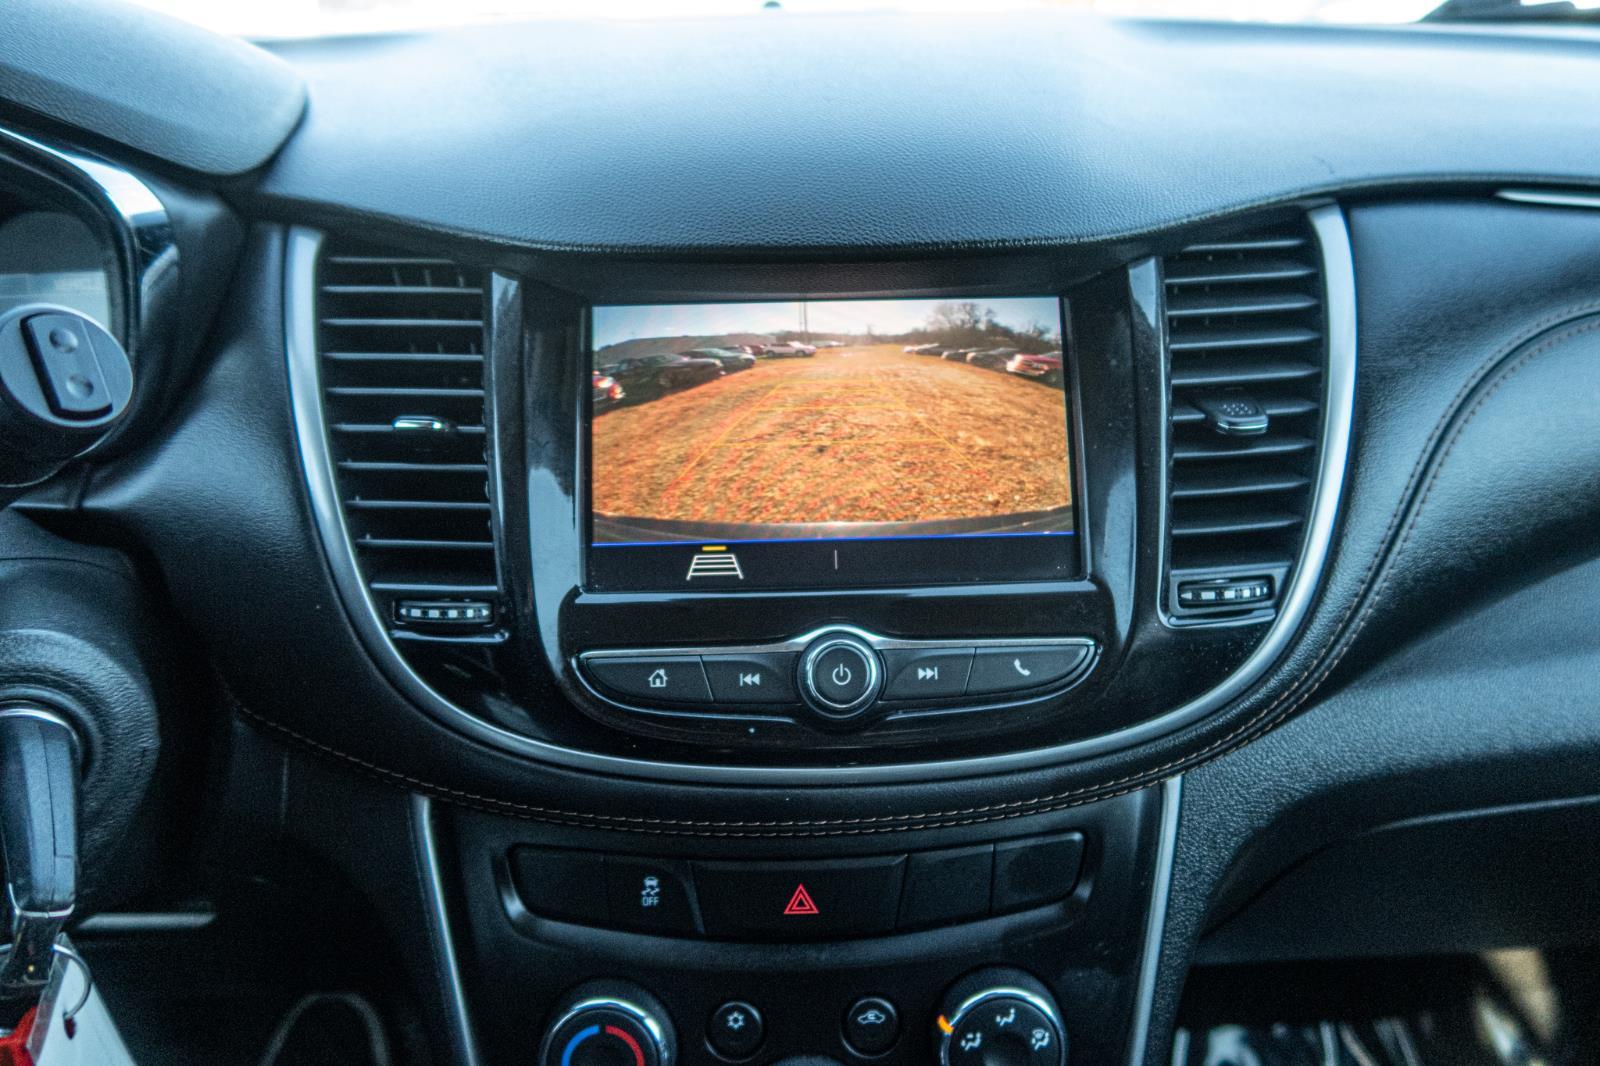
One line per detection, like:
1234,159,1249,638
285,200,1352,1065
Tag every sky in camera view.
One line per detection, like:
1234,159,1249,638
122,0,1523,39
593,297,1060,350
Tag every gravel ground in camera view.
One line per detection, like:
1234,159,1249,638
592,344,1071,526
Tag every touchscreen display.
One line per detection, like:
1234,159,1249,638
586,296,1077,591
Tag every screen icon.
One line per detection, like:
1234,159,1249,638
1012,658,1032,677
738,672,762,687
687,548,743,581
916,666,939,681
647,668,669,688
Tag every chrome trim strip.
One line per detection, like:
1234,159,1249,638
1496,188,1600,210
1127,776,1182,1066
74,911,217,934
411,794,481,1066
287,205,1354,784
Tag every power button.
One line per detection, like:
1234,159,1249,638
799,633,882,721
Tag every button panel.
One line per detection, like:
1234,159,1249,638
507,831,1084,940
577,630,1095,730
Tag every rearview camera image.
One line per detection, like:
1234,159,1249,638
589,296,1073,551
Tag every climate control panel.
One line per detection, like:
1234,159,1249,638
576,627,1097,732
536,971,1064,1066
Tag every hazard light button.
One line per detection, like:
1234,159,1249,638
691,856,906,940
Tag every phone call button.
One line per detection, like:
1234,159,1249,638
965,645,1091,696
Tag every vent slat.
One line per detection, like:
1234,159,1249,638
1170,361,1319,388
331,416,486,428
326,386,485,399
1168,328,1319,352
357,537,496,552
1171,472,1310,499
1166,291,1319,318
318,239,498,628
1172,513,1303,537
325,255,459,266
324,352,484,364
1171,396,1318,424
369,581,501,595
344,499,493,512
337,460,487,474
1164,220,1325,613
321,285,485,296
1164,258,1316,286
1173,436,1315,461
1178,236,1308,254
321,318,484,330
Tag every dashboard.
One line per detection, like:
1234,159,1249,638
0,4,1598,1066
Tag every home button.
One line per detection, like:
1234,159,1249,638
798,633,882,721
581,654,712,702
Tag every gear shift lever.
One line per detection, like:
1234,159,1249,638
0,707,79,1028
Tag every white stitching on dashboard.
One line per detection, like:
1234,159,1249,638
240,303,1600,836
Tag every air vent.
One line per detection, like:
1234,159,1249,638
316,241,499,633
1162,219,1326,620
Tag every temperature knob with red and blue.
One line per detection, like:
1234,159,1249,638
538,984,675,1066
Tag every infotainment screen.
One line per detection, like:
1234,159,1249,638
586,296,1078,591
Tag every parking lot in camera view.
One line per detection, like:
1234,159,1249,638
591,344,1072,530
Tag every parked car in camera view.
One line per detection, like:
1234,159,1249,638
763,340,817,357
679,347,757,372
591,370,625,412
598,353,723,398
1005,350,1064,386
941,347,982,361
904,343,943,354
966,347,1020,369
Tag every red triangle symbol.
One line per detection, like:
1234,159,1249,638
783,883,820,916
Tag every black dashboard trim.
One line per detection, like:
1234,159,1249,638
285,208,1353,784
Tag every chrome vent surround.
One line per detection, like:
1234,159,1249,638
1162,219,1327,620
315,240,499,632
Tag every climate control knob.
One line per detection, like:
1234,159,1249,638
936,969,1066,1066
539,982,675,1066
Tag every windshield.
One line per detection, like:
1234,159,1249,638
123,0,1600,39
